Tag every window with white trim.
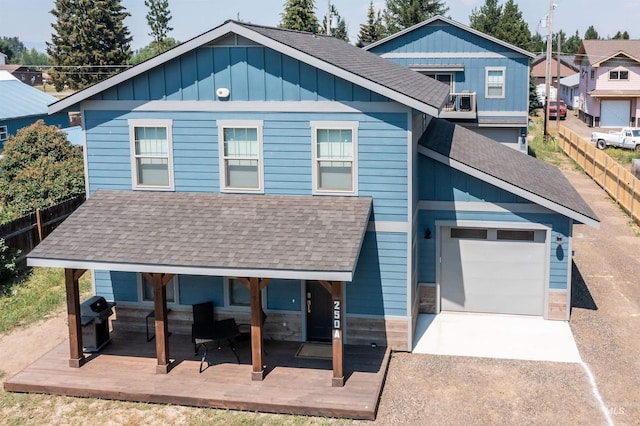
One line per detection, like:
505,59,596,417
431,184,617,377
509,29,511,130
609,70,629,80
485,67,505,98
139,274,178,304
420,72,454,91
218,120,263,192
226,278,250,308
0,125,7,142
311,121,358,194
129,119,173,190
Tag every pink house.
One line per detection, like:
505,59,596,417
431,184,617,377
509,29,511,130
576,40,640,128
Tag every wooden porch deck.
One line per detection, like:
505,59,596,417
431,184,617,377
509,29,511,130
4,330,390,420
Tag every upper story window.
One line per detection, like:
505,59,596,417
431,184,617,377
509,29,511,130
590,69,595,80
140,274,178,304
422,72,454,91
485,67,505,98
217,120,263,193
0,125,7,142
311,121,358,195
609,70,629,80
128,119,174,190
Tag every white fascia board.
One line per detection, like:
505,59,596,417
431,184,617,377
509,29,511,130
81,100,411,114
48,24,235,114
418,145,600,229
365,15,534,58
381,52,522,59
27,257,354,282
477,111,528,117
229,24,441,117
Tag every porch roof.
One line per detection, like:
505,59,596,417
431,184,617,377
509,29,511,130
27,190,372,281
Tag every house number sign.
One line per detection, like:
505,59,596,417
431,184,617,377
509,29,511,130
333,300,341,339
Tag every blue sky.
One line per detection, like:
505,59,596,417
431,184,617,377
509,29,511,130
0,0,635,53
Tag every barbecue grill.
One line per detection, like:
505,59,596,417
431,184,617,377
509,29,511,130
80,296,115,352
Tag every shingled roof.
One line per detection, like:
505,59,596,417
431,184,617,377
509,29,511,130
418,119,599,227
49,20,449,116
576,40,640,66
28,191,372,281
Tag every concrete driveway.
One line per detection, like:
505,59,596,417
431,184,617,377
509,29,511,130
374,117,640,425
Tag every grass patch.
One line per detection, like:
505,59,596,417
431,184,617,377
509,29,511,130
0,268,91,334
602,147,640,165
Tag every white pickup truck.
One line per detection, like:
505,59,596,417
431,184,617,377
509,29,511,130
592,127,640,151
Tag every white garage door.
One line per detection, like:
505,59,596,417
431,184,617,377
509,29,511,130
601,100,630,128
440,227,547,316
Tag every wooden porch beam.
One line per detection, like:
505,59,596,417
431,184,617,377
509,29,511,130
152,273,171,374
330,281,345,387
64,268,86,368
250,277,266,381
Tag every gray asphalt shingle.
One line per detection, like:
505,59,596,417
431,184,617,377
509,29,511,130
29,191,372,274
419,118,598,223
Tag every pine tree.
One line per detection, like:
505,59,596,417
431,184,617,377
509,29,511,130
611,31,630,40
321,4,349,41
384,0,449,34
529,32,546,55
584,25,599,40
357,1,386,47
563,30,582,54
280,0,320,33
47,0,132,91
469,0,502,35
145,0,174,54
494,0,530,50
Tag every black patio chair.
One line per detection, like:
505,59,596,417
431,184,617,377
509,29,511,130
191,301,240,373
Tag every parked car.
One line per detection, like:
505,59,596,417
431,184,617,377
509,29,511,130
548,100,567,120
592,127,640,151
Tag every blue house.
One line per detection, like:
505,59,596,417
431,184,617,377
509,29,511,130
364,15,535,152
0,71,69,150
27,21,597,387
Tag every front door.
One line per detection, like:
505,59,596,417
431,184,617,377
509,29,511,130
306,281,331,342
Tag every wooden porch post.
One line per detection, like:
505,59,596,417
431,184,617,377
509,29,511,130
65,268,87,368
249,277,264,381
151,273,173,374
330,281,345,387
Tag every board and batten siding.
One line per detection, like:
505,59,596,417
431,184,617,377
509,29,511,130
367,21,530,115
91,47,390,103
84,110,409,222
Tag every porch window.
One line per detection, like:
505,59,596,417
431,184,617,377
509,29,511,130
609,70,629,80
218,120,263,192
140,274,178,304
0,125,7,142
485,67,505,98
311,121,358,194
226,278,250,307
129,119,173,190
421,72,453,91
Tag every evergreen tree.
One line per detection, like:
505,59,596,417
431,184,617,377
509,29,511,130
529,32,546,55
469,0,502,35
494,0,530,51
563,30,582,54
529,69,540,113
0,40,16,63
357,1,386,47
611,31,630,40
384,0,449,34
280,0,320,33
321,4,349,41
130,38,180,65
18,48,50,66
145,0,174,54
47,0,132,91
584,25,599,40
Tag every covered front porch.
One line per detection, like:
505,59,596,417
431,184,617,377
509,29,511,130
4,328,390,420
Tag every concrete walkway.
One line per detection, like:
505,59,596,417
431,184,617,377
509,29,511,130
413,312,582,363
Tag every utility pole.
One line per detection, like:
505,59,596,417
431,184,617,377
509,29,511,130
544,0,554,140
556,32,562,133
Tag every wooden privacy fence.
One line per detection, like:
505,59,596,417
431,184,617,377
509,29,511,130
558,126,640,226
0,195,85,257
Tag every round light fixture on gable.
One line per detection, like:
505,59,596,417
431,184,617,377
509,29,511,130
216,87,230,98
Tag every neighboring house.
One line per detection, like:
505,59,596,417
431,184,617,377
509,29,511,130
575,40,640,127
560,73,580,110
0,52,7,65
28,21,598,383
0,64,43,86
531,54,579,86
0,71,69,149
364,15,534,152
